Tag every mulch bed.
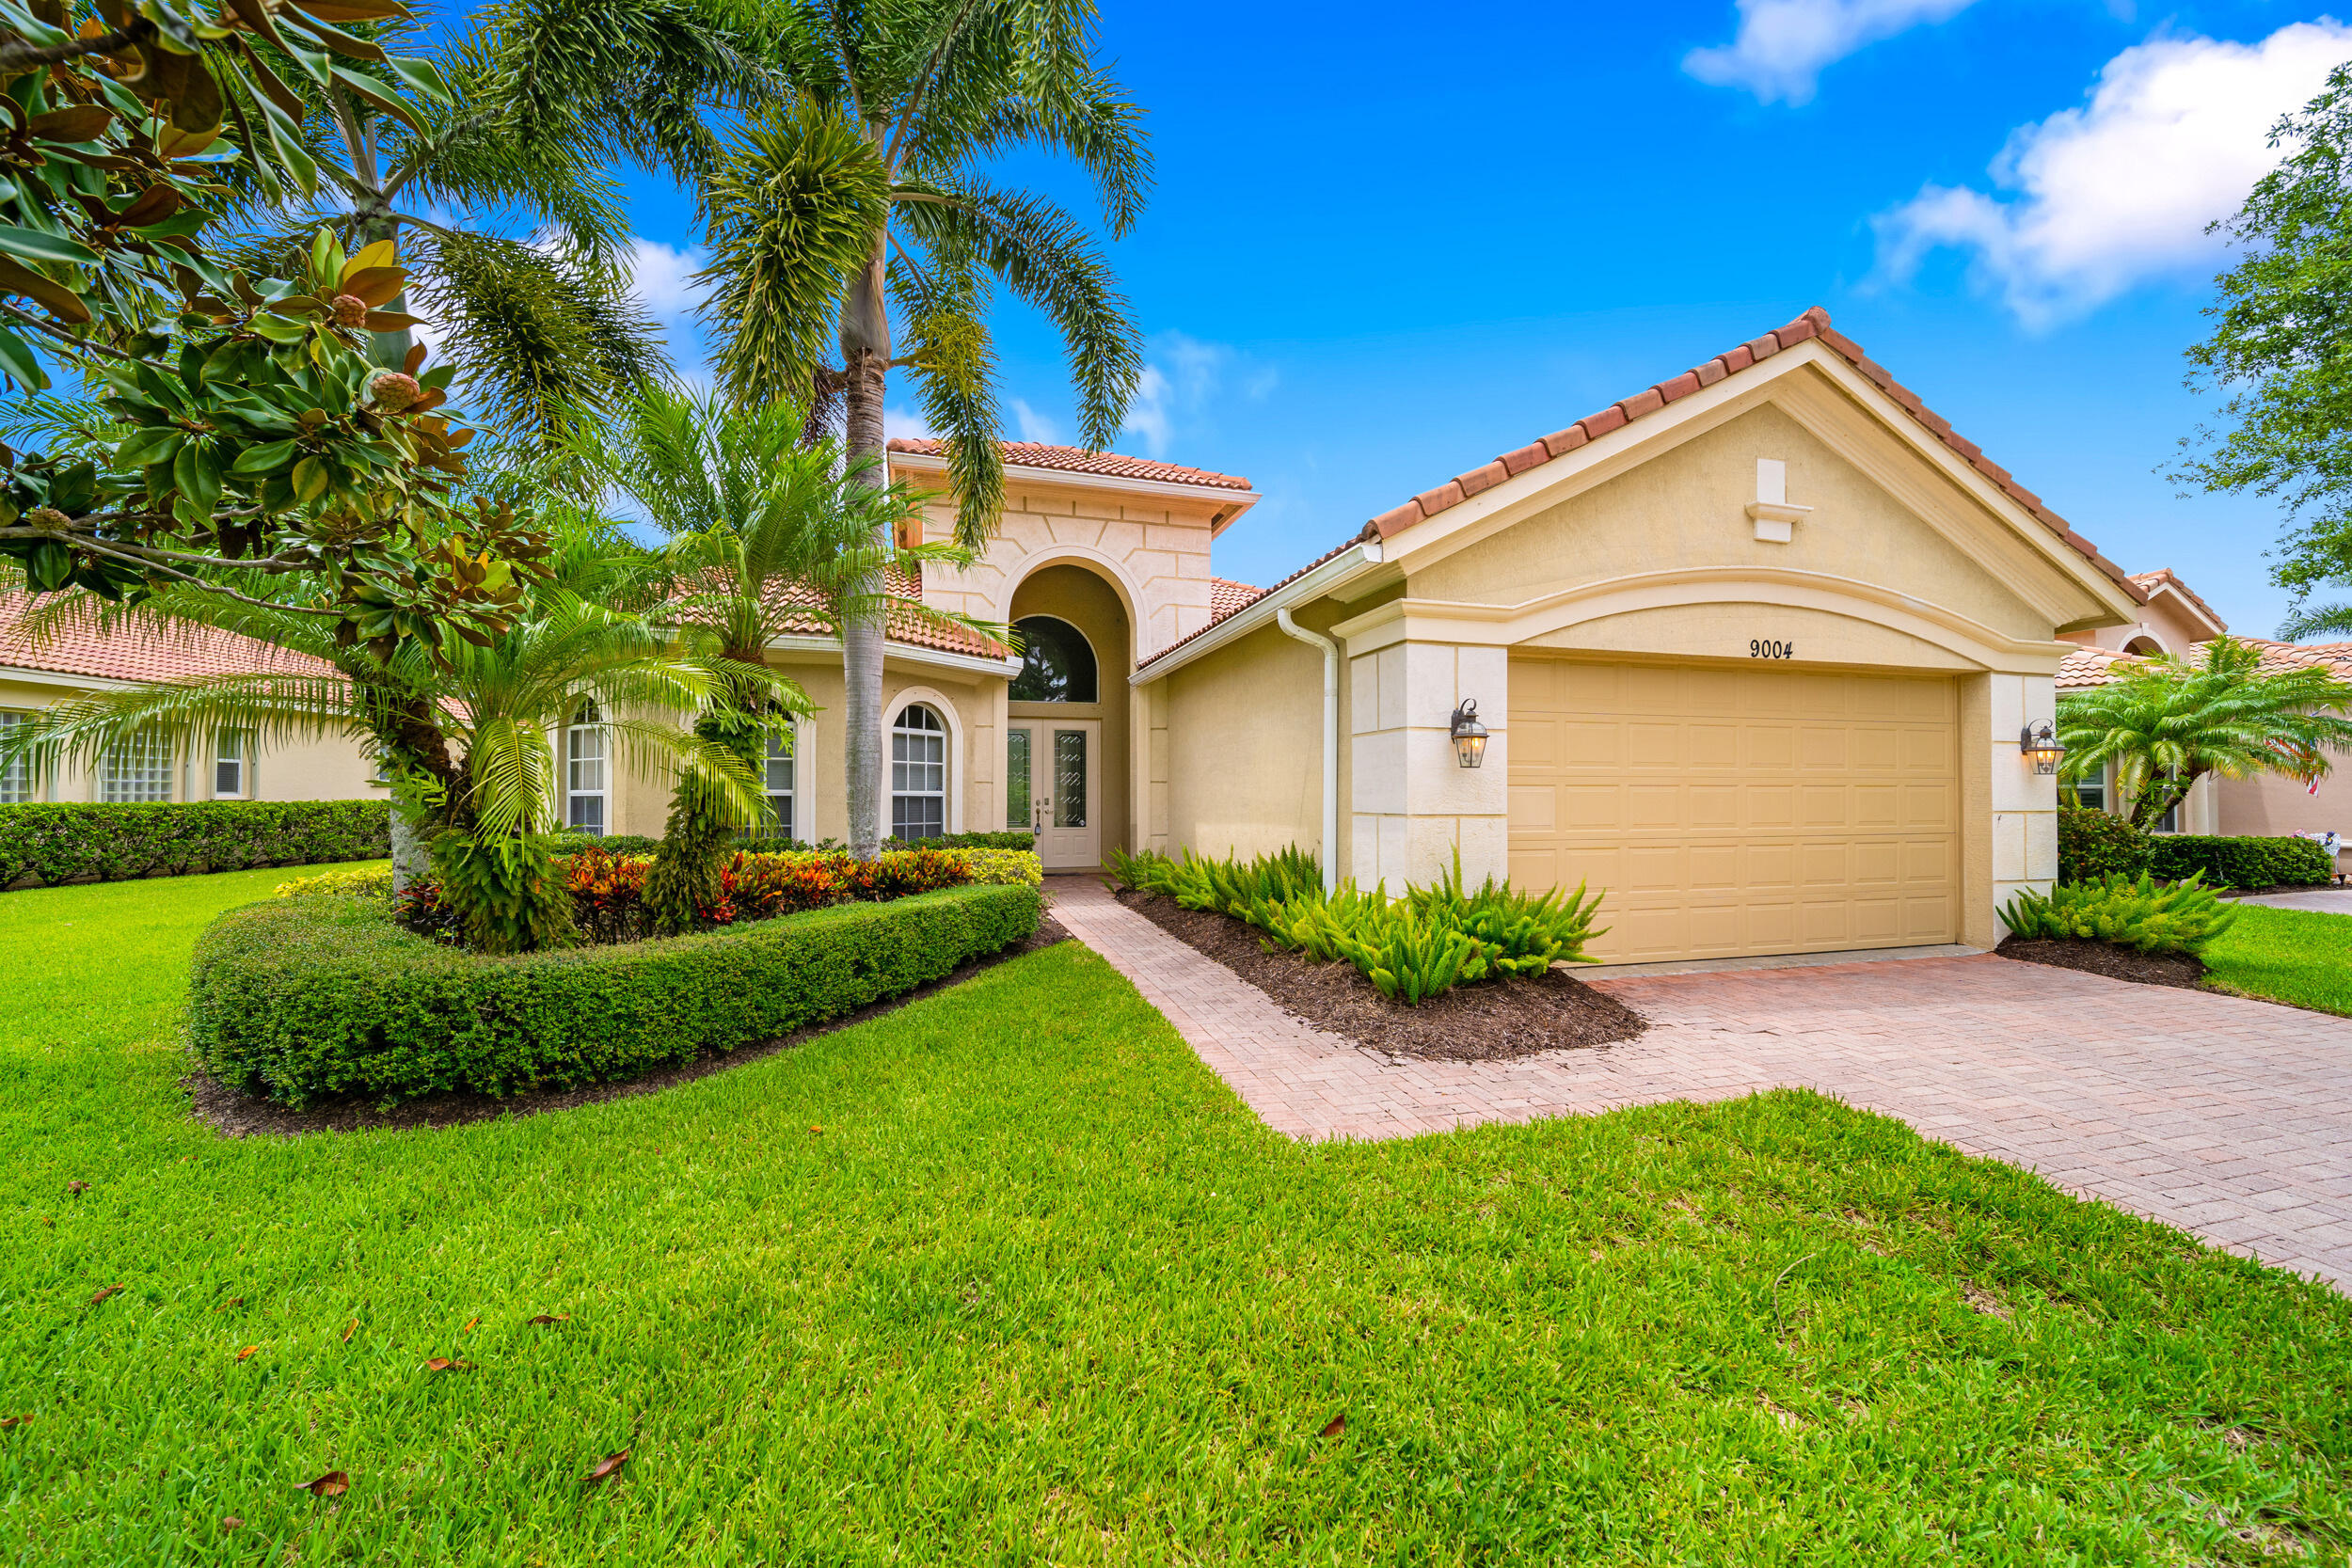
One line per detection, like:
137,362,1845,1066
1994,936,2208,990
183,914,1072,1138
1113,889,1645,1061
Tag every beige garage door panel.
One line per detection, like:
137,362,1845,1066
1509,658,1960,963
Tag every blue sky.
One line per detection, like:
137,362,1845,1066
612,0,2352,637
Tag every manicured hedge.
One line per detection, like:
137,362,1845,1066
2058,804,2153,882
189,881,1041,1107
0,800,389,889
2147,833,2333,889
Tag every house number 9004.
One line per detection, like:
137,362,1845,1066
1750,639,1795,659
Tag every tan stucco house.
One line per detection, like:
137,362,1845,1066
2057,568,2352,876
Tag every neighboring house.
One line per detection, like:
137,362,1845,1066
0,595,381,806
2056,573,2352,876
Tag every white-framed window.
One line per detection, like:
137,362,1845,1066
765,723,795,841
214,730,248,799
100,731,173,802
2068,762,2106,814
890,703,946,840
0,711,34,804
564,702,608,834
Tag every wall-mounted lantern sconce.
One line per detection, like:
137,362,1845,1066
1450,699,1488,768
2020,721,2065,775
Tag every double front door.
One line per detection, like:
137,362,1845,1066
1009,718,1100,870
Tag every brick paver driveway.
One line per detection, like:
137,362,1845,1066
1053,879,2352,1289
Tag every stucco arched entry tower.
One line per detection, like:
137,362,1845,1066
1001,558,1136,864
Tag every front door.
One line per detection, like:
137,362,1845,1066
1009,719,1102,870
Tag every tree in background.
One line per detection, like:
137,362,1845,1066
2057,638,2352,830
696,0,1147,856
2176,60,2352,640
583,380,1002,928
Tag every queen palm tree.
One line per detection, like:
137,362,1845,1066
216,0,784,440
695,0,1149,855
2058,637,2352,829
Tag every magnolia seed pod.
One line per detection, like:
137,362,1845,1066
331,294,369,328
367,371,421,412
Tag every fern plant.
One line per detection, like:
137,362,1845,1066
1999,872,2238,955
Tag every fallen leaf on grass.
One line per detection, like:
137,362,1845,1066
423,1358,474,1373
1318,1414,1345,1438
220,1517,242,1530
294,1471,348,1497
0,1415,29,1429
65,1180,88,1196
462,1316,480,1333
342,1319,358,1342
235,1345,259,1362
808,1126,822,1134
214,1297,244,1312
582,1449,628,1484
527,1314,570,1325
87,1284,123,1307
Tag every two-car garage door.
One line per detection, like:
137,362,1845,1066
1507,657,1960,964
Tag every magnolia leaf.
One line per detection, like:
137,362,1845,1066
220,1516,242,1530
0,257,91,324
26,107,114,143
342,1318,358,1341
293,0,408,18
88,1283,124,1306
0,324,49,390
294,1470,348,1497
379,53,451,104
248,310,309,344
0,1416,29,1428
154,124,220,159
327,64,421,133
0,225,101,267
230,438,299,474
582,1449,628,1484
291,455,328,502
1318,1414,1345,1438
342,239,397,279
281,8,385,61
422,1357,473,1372
235,1345,258,1361
363,310,421,331
339,267,405,307
527,1313,569,1325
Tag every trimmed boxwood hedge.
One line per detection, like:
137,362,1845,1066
0,800,389,889
189,881,1041,1107
2058,804,2153,881
2147,832,2333,889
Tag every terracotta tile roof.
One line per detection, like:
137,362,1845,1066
2058,636,2352,689
1211,578,1264,617
1360,307,2144,600
756,567,1009,659
886,439,1253,493
2126,568,2228,633
1137,531,1375,671
0,593,335,685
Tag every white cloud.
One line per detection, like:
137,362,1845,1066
1009,398,1063,445
884,404,938,442
1685,0,1979,104
1119,331,1274,458
620,235,712,377
1874,22,2352,326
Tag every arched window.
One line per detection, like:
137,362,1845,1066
564,701,607,833
890,704,946,840
1009,615,1098,703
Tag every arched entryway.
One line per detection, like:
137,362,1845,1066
1007,563,1133,869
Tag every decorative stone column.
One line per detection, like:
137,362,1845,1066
1347,640,1509,892
1990,671,2060,926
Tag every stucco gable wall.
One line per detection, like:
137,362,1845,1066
2068,588,2214,655
907,482,1219,662
1406,403,2055,647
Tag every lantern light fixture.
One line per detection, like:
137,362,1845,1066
1450,699,1488,768
2020,720,2065,775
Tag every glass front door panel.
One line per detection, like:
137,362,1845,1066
1007,728,1033,831
1054,730,1087,828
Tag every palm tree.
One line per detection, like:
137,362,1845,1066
217,0,783,439
695,0,1149,855
583,381,1007,917
2058,637,2352,830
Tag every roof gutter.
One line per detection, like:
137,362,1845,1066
1130,539,1385,686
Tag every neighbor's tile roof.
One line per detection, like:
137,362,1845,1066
759,567,1009,659
2058,636,2352,689
1140,306,2145,675
0,593,336,684
1211,578,1264,617
887,438,1254,493
2127,568,2228,633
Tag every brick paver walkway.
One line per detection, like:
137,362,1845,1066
1052,879,2352,1288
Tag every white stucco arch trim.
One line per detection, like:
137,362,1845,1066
878,685,966,835
1328,566,2074,673
996,546,1147,664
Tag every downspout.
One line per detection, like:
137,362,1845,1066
1275,608,1340,894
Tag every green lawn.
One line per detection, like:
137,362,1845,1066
3,871,2348,1564
2206,902,2352,1017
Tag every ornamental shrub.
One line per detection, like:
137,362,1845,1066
1109,845,1609,1005
273,865,393,900
189,883,1041,1106
2146,833,2333,889
0,800,389,889
1999,871,2237,955
2058,805,2153,882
